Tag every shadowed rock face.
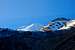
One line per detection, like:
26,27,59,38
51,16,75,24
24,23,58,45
0,27,75,50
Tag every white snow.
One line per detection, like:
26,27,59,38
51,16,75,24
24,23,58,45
17,19,75,31
59,20,75,30
17,24,34,31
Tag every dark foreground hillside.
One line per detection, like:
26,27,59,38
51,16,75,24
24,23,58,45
0,27,75,50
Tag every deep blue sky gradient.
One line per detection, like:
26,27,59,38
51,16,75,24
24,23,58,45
0,0,75,29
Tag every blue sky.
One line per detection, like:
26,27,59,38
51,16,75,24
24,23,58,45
0,0,75,29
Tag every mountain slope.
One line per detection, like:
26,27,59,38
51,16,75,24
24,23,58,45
0,27,75,50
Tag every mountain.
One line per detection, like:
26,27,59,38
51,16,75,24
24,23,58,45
17,23,42,31
0,27,75,50
0,18,75,50
16,18,74,32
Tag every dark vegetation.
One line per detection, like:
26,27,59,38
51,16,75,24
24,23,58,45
0,27,75,50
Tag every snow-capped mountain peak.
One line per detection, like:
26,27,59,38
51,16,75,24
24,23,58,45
60,20,75,30
17,18,75,32
17,24,34,31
